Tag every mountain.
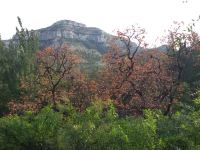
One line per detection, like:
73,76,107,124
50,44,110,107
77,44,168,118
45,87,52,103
33,20,123,78
3,19,139,55
2,20,164,77
35,20,115,54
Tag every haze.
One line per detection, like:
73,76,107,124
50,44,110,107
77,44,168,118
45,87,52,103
0,0,200,46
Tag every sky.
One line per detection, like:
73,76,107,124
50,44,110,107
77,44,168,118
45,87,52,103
0,0,200,46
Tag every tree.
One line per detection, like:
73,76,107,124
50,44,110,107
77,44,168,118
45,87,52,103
99,26,174,116
164,21,200,115
0,17,39,115
0,36,13,114
35,45,80,106
15,16,39,77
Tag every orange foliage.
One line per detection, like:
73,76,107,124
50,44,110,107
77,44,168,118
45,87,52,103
35,44,80,105
9,44,98,113
98,27,174,116
8,24,200,116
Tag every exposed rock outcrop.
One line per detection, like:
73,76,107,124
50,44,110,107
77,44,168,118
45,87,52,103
35,20,112,53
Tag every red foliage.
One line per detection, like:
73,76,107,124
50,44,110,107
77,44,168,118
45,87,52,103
98,27,174,116
35,44,80,105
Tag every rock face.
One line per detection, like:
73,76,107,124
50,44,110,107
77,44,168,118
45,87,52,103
35,20,112,53
4,19,137,55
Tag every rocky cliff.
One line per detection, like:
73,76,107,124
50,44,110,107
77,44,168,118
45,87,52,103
35,20,113,53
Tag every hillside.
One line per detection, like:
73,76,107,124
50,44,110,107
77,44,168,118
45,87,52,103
35,20,114,54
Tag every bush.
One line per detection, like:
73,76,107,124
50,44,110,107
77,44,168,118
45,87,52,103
0,106,62,150
56,102,158,150
1,100,200,149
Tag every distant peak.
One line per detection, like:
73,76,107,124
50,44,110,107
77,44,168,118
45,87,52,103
52,20,86,28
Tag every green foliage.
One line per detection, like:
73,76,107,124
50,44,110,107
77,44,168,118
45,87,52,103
77,48,102,79
56,101,159,150
0,37,18,114
0,17,39,115
1,18,200,149
15,16,39,77
0,106,61,150
1,99,200,149
0,102,159,150
157,112,194,149
157,103,200,150
0,115,34,150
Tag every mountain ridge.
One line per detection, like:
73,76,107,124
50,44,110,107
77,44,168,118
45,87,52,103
34,20,114,53
3,19,166,53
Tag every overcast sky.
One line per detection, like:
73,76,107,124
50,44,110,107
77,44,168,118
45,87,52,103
0,0,200,46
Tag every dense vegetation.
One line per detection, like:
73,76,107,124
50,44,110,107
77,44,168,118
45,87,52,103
1,18,200,149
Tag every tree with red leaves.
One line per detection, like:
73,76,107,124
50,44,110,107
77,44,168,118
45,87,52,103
35,44,80,106
99,26,174,116
163,21,200,115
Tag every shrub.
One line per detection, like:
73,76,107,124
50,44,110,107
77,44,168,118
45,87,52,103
0,106,62,150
